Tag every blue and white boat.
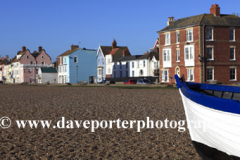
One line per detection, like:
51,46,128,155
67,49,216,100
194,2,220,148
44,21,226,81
175,74,240,160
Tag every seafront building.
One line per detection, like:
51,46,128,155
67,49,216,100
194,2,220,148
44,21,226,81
158,4,240,84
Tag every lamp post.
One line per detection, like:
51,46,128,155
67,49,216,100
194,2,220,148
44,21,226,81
76,66,78,83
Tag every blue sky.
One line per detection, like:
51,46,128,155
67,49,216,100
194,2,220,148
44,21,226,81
0,0,239,61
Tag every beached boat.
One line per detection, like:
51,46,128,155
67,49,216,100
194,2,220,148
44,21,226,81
175,74,240,160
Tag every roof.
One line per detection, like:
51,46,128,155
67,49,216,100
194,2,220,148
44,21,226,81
40,67,57,73
113,50,159,62
100,46,128,56
58,48,79,57
158,14,240,33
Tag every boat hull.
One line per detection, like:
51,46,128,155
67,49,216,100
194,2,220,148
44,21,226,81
179,89,240,159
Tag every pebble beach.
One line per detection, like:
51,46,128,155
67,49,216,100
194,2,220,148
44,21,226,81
0,85,201,159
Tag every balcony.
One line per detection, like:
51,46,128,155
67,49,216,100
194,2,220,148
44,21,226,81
20,64,52,68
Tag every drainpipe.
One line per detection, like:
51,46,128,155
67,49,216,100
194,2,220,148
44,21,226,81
202,25,205,83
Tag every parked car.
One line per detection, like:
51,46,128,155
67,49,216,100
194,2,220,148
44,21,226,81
136,79,153,84
98,80,106,84
124,79,137,84
0,81,3,83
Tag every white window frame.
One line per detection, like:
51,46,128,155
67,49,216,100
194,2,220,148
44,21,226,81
187,68,194,81
176,31,180,44
176,50,180,62
230,28,235,41
230,68,236,81
162,48,172,68
207,68,214,81
184,45,195,67
161,70,169,82
207,47,214,60
143,61,145,67
206,27,213,41
132,62,134,68
230,47,236,61
74,56,78,63
165,33,170,45
186,29,193,42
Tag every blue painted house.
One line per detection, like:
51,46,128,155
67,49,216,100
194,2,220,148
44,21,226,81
97,40,130,83
57,45,97,84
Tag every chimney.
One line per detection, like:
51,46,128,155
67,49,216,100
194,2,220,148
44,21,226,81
210,4,220,16
70,44,79,51
5,55,9,60
167,17,174,26
112,39,117,50
38,46,42,53
123,48,129,57
22,46,26,52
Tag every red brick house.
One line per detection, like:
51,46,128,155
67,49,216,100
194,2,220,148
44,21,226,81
158,4,240,84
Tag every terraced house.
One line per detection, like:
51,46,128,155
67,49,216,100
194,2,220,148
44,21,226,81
11,46,52,83
158,4,240,84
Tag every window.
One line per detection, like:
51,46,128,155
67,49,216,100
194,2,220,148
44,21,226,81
139,70,143,76
185,45,194,60
114,71,116,78
154,62,159,68
176,31,180,43
64,57,66,64
132,71,134,77
162,70,169,82
207,27,213,40
27,55,29,59
207,47,213,60
120,62,122,69
65,65,67,72
207,68,214,80
230,48,235,60
126,62,128,69
143,61,145,67
74,56,78,63
163,49,171,62
187,68,194,81
126,71,128,77
108,58,111,64
230,68,236,81
165,33,170,45
102,59,104,65
132,62,134,68
230,28,235,41
30,61,33,64
41,61,44,65
98,59,100,66
60,57,63,64
114,63,116,69
28,68,31,72
176,50,180,62
120,71,122,78
186,29,193,42
42,56,45,59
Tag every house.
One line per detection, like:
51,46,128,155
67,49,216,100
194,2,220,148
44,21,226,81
10,46,52,83
57,45,97,84
158,4,240,84
0,55,9,82
37,67,57,84
110,50,159,82
97,40,131,83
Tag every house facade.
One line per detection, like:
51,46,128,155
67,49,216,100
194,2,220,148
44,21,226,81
97,40,130,83
0,55,9,82
10,46,52,83
112,50,159,79
158,4,240,84
57,45,97,84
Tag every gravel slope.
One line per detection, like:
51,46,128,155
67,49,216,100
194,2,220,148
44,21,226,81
0,85,201,159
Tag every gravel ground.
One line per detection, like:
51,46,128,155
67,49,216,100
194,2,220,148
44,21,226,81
0,85,201,159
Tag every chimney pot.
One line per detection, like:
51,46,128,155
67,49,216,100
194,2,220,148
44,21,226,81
112,39,117,50
38,46,42,53
70,45,79,51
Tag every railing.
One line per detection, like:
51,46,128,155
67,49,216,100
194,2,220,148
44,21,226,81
20,64,52,67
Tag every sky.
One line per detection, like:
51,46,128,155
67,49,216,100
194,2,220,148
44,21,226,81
0,0,239,61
